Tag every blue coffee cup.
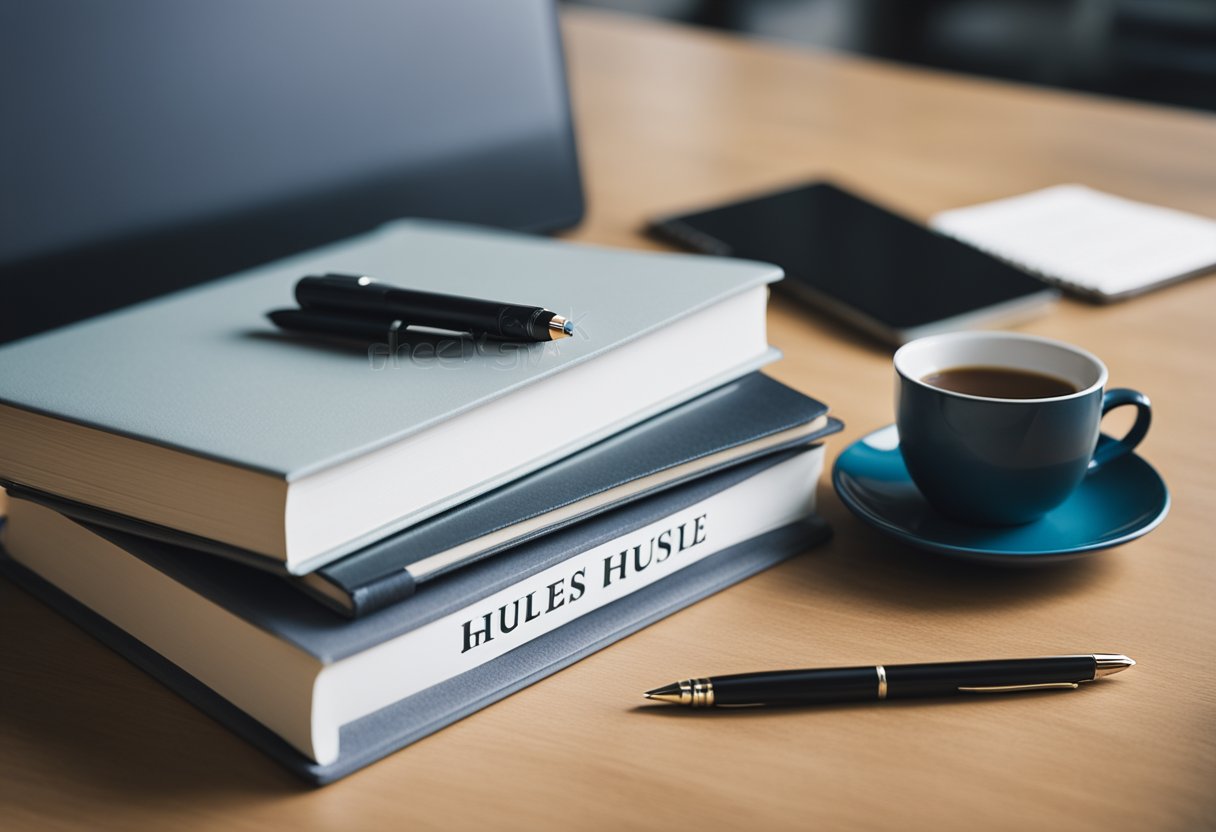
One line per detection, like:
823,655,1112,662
894,332,1151,525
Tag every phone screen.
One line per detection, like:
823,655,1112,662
651,182,1053,339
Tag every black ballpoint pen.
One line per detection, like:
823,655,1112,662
643,653,1135,707
272,273,574,342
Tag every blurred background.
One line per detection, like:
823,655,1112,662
565,0,1216,112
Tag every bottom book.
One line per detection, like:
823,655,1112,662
0,449,829,784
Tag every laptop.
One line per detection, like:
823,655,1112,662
0,0,584,343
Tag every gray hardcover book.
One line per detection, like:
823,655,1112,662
0,450,829,784
0,219,782,572
8,373,842,617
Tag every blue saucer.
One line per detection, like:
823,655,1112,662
832,425,1169,563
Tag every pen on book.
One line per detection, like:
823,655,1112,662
268,273,574,343
643,653,1135,707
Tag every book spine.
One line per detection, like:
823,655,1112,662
308,450,826,754
336,434,839,619
348,570,416,617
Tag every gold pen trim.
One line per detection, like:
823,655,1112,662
876,665,888,700
958,682,1080,693
665,678,716,707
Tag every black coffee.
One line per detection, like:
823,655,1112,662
921,366,1078,399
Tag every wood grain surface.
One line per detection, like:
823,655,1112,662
2,9,1214,831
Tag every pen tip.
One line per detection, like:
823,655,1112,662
548,315,574,339
1094,654,1136,677
643,684,684,704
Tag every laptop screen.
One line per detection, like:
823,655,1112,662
0,0,583,343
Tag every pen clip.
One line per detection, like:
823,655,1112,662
958,682,1080,694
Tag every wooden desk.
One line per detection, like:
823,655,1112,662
2,9,1214,830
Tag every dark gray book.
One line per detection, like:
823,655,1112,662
9,374,841,617
0,448,829,784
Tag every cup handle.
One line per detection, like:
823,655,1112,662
1089,388,1151,471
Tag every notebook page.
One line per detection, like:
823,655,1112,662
931,185,1216,299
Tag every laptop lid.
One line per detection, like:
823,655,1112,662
0,0,584,343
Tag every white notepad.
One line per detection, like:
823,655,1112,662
931,185,1216,301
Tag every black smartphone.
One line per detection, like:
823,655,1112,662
648,182,1058,345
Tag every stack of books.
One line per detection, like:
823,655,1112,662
0,220,841,783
